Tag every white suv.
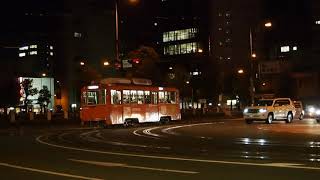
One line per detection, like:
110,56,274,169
243,98,296,124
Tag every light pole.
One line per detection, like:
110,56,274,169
248,21,272,105
114,0,139,64
115,0,120,63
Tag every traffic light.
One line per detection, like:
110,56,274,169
131,58,140,64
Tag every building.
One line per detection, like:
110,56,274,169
0,0,117,111
17,43,54,77
210,0,263,106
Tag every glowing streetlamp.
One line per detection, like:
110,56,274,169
80,62,85,66
264,22,272,28
103,61,110,66
238,69,244,74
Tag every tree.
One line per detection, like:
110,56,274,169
38,86,51,113
126,46,161,84
20,79,38,111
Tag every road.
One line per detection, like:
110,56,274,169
0,118,320,179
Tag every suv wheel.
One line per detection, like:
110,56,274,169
266,114,273,124
299,113,303,120
286,113,293,123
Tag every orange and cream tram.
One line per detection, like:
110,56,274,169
80,78,181,126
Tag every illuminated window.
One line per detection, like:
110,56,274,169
19,52,26,57
159,91,176,104
164,42,200,55
130,90,138,104
281,46,290,53
151,92,158,104
293,46,298,51
19,46,28,51
316,20,320,25
144,91,151,104
159,92,166,103
50,52,54,56
30,51,37,55
137,91,144,104
50,46,53,50
111,90,121,105
192,71,201,76
122,90,130,104
30,45,37,49
163,28,198,42
87,91,99,105
74,32,82,38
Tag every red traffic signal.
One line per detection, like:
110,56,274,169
132,58,140,64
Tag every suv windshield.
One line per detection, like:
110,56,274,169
255,100,273,106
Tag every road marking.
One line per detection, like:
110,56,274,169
142,127,162,137
94,132,171,149
0,162,103,180
162,123,214,135
37,135,320,171
133,129,160,139
80,130,170,149
69,159,198,174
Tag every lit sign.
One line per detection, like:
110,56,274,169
159,87,164,91
88,85,99,90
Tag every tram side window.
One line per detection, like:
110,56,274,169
123,90,130,104
81,92,87,105
151,92,158,104
159,91,176,104
137,90,144,104
145,91,151,104
130,90,138,104
111,90,121,105
169,91,177,104
159,91,166,103
87,91,99,105
101,89,106,105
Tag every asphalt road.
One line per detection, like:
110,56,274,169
0,118,320,179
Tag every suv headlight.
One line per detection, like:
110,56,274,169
244,109,248,113
259,109,267,113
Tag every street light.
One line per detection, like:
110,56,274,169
103,61,110,66
264,22,272,28
80,61,85,66
238,69,244,74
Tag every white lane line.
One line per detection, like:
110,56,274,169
36,135,320,171
162,123,215,135
69,159,198,174
95,132,171,150
80,130,170,149
133,129,160,139
0,162,103,180
142,127,162,137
